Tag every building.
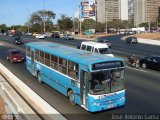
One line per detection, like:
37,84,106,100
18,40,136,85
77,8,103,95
96,0,128,23
134,0,160,25
128,0,134,20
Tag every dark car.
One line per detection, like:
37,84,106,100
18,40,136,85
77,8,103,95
139,55,160,70
125,37,138,44
6,49,25,63
51,33,60,38
12,37,23,45
97,39,112,48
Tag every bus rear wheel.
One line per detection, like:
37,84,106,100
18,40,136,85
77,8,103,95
68,90,76,106
37,72,43,84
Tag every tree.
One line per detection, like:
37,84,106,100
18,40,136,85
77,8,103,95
73,18,79,33
0,24,7,33
95,22,105,32
81,19,96,32
107,20,123,31
29,10,56,33
57,14,73,32
139,22,148,28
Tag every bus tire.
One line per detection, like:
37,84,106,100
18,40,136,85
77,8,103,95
37,72,43,84
68,90,76,106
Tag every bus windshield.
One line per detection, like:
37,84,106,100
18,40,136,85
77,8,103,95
89,69,125,95
99,48,111,54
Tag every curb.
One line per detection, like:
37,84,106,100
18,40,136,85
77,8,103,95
0,63,67,120
137,38,160,46
0,75,41,120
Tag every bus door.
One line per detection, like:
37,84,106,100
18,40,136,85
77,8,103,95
31,50,35,75
80,70,89,107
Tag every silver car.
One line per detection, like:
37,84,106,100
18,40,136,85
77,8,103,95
62,34,74,40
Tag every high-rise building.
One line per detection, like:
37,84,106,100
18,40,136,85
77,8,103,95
96,0,128,23
128,0,134,20
134,0,160,25
147,0,160,22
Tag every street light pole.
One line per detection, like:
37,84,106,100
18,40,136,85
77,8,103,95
106,10,108,34
43,0,46,34
148,2,150,33
136,0,139,36
105,1,108,34
79,0,82,37
27,8,30,34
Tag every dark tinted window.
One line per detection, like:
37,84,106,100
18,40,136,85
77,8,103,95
81,45,86,50
11,51,20,54
126,37,131,41
132,37,137,39
15,38,21,41
86,46,92,51
153,57,160,62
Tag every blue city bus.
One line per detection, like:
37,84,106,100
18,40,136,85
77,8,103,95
26,42,126,112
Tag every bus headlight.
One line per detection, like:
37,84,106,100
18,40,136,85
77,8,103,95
93,102,101,106
119,96,125,101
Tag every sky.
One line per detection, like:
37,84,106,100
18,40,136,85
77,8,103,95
0,0,79,26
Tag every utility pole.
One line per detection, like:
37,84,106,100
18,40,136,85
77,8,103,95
105,9,108,34
27,8,30,34
136,0,139,36
105,0,109,34
79,0,82,37
43,0,46,34
147,2,150,33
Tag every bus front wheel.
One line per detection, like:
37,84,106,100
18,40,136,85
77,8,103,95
37,72,43,84
68,90,76,106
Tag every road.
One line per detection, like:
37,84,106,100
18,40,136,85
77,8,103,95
0,35,160,120
101,35,160,58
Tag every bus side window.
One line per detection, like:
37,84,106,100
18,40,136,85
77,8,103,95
35,49,39,61
45,53,50,67
68,61,79,80
51,55,58,70
86,46,92,52
59,57,67,74
40,51,45,64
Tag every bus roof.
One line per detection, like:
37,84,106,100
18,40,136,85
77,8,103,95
26,42,123,66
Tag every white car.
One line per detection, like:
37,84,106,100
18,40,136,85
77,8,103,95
35,34,45,39
62,34,74,40
79,41,114,57
26,32,32,36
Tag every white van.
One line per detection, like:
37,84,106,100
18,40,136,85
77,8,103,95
79,42,114,57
